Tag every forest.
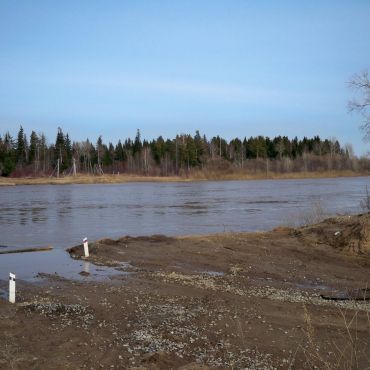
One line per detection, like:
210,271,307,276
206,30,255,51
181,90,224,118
0,126,369,177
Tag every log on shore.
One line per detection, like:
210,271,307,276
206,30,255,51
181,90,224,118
320,288,370,301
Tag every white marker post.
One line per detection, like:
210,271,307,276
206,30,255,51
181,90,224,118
9,273,16,303
83,237,89,258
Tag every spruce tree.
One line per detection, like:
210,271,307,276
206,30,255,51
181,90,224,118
65,133,72,168
29,131,38,164
16,126,25,164
55,127,65,164
133,129,142,155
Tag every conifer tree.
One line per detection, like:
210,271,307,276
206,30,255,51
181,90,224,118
29,131,38,164
16,126,26,164
65,133,72,168
55,127,65,164
133,129,142,155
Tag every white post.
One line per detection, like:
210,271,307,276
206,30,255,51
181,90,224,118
83,237,89,257
9,273,16,303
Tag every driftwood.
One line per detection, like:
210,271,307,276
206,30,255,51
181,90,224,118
0,246,53,254
320,288,370,301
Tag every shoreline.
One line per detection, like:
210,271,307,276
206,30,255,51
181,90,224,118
1,214,369,368
0,170,369,186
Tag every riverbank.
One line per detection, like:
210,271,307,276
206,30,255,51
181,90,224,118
0,170,368,186
0,214,369,369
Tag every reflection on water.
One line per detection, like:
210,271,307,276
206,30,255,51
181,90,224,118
0,177,369,281
83,261,90,274
0,248,124,282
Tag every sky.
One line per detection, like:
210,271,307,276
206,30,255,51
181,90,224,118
0,0,369,154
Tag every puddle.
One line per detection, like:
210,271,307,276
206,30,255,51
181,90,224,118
291,281,370,301
0,248,129,283
0,289,7,301
200,271,225,277
294,282,333,291
253,277,335,291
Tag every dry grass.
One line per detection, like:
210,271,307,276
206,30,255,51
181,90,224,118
0,174,191,186
0,170,368,187
293,304,370,370
190,169,369,181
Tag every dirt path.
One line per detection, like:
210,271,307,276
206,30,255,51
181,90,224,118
1,214,369,369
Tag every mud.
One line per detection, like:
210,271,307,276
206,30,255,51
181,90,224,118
300,213,370,255
0,214,369,369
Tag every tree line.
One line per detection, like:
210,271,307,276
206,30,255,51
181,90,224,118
0,126,368,177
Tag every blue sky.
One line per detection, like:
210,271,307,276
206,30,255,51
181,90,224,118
0,1,369,154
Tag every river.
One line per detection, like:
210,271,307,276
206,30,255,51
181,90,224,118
0,177,369,281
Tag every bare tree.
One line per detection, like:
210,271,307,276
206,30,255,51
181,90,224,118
348,70,370,140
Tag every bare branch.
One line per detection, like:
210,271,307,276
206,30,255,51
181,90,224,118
348,70,370,141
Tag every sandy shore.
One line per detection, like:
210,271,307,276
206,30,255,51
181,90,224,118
0,214,369,369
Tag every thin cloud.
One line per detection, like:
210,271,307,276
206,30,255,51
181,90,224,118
51,72,303,106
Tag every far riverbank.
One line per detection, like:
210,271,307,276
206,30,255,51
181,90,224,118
0,170,369,186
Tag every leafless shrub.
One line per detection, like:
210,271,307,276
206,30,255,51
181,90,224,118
360,185,370,213
285,201,327,227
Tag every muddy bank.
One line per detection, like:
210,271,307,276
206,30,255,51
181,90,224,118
300,213,370,255
1,215,370,369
